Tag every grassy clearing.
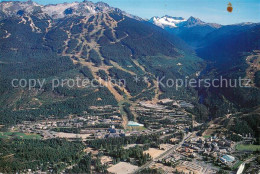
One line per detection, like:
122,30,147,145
0,132,42,140
236,144,260,151
126,126,146,131
203,135,211,139
232,160,243,170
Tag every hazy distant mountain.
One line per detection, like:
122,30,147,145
197,23,260,70
196,23,260,115
149,15,221,47
199,22,259,48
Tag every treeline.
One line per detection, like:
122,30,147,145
0,86,117,126
231,118,254,137
89,49,102,66
51,127,81,134
86,134,180,166
0,139,84,173
109,67,147,96
88,135,156,150
87,135,155,165
67,153,108,173
138,168,164,174
230,114,260,144
122,102,134,121
110,145,151,166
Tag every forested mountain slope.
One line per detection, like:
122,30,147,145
0,1,203,125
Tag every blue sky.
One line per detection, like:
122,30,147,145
2,0,260,24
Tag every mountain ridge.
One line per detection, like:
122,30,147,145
0,0,142,20
0,1,204,125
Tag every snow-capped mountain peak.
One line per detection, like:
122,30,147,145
184,16,205,27
0,0,123,19
150,15,186,28
0,0,42,16
150,15,222,29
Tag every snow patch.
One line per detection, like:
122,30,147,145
3,30,11,39
151,16,186,28
18,17,27,24
27,16,41,33
42,2,79,19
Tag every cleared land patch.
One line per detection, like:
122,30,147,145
236,144,260,151
0,132,41,139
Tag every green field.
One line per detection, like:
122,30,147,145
0,132,42,140
232,160,243,170
236,144,260,151
203,135,211,139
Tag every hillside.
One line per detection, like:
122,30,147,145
196,24,260,117
0,1,203,125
